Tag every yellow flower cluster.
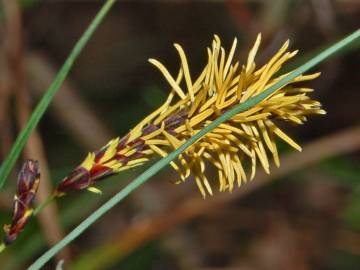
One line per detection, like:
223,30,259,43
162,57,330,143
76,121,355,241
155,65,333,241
56,34,325,198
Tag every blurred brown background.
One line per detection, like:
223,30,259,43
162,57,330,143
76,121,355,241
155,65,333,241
0,0,360,269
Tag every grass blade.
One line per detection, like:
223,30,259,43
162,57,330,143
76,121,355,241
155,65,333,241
28,28,360,270
0,0,116,189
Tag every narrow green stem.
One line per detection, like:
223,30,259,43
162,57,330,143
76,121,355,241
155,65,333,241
0,243,5,253
33,195,55,216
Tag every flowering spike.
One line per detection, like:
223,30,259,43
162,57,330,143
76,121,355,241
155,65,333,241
3,160,40,246
55,34,325,197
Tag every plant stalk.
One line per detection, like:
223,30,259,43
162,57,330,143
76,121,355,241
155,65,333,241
33,195,55,216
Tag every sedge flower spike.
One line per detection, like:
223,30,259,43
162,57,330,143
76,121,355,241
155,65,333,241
55,34,325,198
3,160,40,245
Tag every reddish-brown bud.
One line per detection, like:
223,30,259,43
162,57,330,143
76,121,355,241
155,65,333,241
3,160,40,245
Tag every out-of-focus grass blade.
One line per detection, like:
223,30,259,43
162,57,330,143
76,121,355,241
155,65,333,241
318,158,360,229
0,0,116,189
28,29,360,270
322,159,360,230
343,192,360,230
320,158,360,187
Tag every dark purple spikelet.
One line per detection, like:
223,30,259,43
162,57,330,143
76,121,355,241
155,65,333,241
53,109,186,196
55,167,92,195
3,160,40,246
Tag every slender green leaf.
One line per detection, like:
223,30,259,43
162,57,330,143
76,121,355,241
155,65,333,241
28,29,360,270
0,0,116,189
